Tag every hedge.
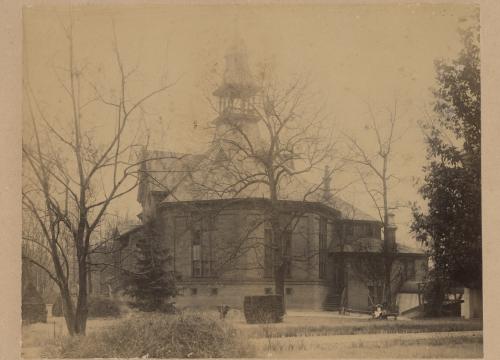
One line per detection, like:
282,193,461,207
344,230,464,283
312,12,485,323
243,295,284,324
22,303,47,324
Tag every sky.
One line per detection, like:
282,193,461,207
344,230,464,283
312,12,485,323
23,3,478,246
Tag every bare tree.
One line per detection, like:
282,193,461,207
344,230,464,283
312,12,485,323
343,100,406,307
192,68,339,309
22,19,178,335
348,245,405,308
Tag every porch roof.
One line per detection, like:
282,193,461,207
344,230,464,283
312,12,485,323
329,237,426,255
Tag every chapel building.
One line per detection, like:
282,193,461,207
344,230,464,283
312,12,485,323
113,40,427,314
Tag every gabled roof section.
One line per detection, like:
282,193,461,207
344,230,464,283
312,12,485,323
116,223,143,238
137,149,205,203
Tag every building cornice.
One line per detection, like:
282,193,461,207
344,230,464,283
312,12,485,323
158,197,342,218
176,278,329,286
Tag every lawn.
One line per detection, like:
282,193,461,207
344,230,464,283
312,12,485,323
22,309,483,358
243,312,483,358
270,337,483,358
238,314,483,338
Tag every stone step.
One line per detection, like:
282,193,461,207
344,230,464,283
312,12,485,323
322,295,341,311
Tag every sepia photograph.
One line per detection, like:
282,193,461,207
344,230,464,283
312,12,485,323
19,2,483,358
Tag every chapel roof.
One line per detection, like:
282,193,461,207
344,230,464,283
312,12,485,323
138,148,379,222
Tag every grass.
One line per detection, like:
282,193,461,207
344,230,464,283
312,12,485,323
241,317,483,338
246,315,483,358
23,309,483,358
255,333,482,353
272,342,483,358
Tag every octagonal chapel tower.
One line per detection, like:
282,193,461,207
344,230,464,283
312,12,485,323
211,39,263,157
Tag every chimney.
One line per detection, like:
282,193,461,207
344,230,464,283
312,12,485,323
322,165,332,203
385,213,397,250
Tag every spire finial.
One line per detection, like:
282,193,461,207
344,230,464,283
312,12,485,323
232,14,240,45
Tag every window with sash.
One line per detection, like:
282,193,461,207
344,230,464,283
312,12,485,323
191,214,215,278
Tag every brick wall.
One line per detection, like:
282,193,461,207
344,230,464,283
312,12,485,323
173,282,329,311
120,198,429,312
162,205,325,283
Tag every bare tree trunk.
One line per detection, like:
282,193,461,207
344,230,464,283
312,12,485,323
382,160,392,307
60,286,77,336
274,260,286,311
88,269,93,296
269,173,286,312
270,204,285,311
75,254,89,334
384,257,392,306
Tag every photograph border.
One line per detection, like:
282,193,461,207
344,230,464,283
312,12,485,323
2,0,498,359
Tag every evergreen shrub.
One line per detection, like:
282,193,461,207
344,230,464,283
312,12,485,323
122,220,177,312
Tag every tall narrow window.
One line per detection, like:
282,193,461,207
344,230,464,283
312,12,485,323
345,222,354,236
363,223,374,237
319,217,327,279
264,229,273,278
405,259,416,281
191,214,216,278
192,229,202,277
